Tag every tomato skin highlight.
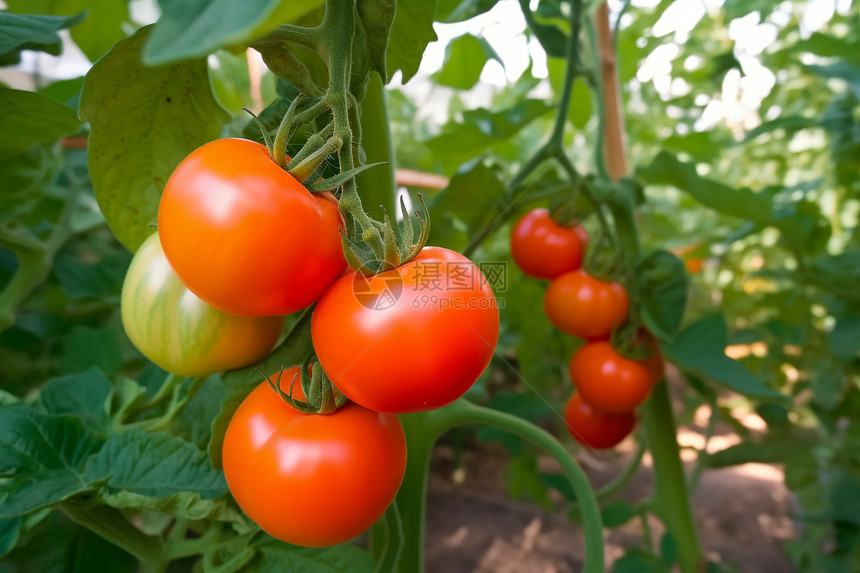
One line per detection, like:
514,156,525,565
564,391,635,449
510,208,584,279
569,341,653,414
222,370,407,548
311,247,500,414
121,233,284,377
158,138,347,317
543,270,629,341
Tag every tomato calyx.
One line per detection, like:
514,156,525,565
340,195,431,275
262,358,347,415
244,103,381,194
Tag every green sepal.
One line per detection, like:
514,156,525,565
306,162,388,192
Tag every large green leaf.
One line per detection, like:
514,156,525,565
435,0,500,23
0,11,85,65
57,327,122,378
386,0,437,83
430,160,508,251
0,408,103,518
0,143,62,224
663,315,784,399
0,517,22,558
250,541,376,572
5,0,131,63
84,428,226,500
357,0,396,81
37,367,112,434
637,151,774,226
636,249,688,341
425,99,555,154
142,0,314,65
0,89,81,159
435,34,501,90
79,27,229,252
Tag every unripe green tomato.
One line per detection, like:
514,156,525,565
121,233,285,377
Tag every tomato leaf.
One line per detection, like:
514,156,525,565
251,539,376,572
636,249,688,341
0,11,85,65
5,0,131,63
79,26,229,252
435,0,500,23
430,160,508,251
425,99,555,156
57,326,123,378
601,500,637,527
357,0,396,82
611,549,664,573
0,517,22,559
435,34,502,90
0,408,104,518
662,315,785,400
83,428,227,500
0,143,62,224
386,0,437,84
37,367,112,435
142,0,321,65
208,310,314,468
636,151,774,226
0,89,81,159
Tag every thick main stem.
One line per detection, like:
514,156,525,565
354,72,398,216
396,400,604,573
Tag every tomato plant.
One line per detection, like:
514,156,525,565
543,270,629,341
158,138,347,317
510,208,584,279
564,391,636,449
121,232,285,377
222,368,407,547
311,247,500,413
569,341,653,414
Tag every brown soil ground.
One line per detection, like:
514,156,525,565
423,418,795,572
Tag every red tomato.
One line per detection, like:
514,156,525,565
158,138,347,317
222,368,406,547
564,392,635,449
510,208,584,279
311,247,500,414
543,270,628,340
569,341,652,414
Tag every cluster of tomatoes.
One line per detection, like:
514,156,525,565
120,137,500,547
510,208,661,450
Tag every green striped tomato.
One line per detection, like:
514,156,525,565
121,233,285,377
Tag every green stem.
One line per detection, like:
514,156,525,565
596,441,645,502
60,502,164,566
373,500,404,573
355,72,398,217
396,400,604,573
317,0,383,256
463,0,585,258
641,381,703,572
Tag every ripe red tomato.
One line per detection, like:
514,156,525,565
510,208,584,279
564,391,635,449
158,138,347,317
222,368,406,547
121,233,285,377
543,270,628,340
311,247,500,414
569,341,652,414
